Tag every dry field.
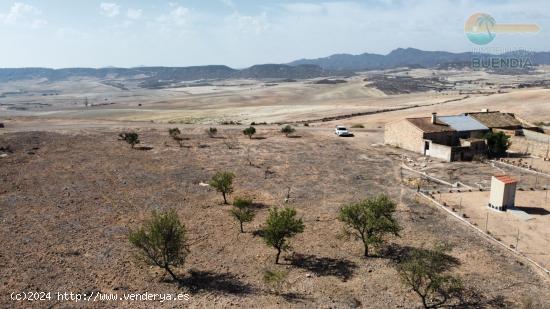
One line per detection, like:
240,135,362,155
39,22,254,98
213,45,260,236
1,128,549,308
2,68,550,129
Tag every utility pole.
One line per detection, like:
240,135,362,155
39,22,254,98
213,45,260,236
485,212,489,232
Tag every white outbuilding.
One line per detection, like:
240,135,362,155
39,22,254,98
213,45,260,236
488,175,517,211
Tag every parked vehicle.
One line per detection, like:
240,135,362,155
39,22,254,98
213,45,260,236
335,125,353,137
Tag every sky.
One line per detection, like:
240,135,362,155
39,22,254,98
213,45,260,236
0,0,548,68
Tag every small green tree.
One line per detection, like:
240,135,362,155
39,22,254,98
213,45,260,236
243,126,256,139
280,125,295,137
129,209,189,282
230,197,255,232
339,195,400,257
209,171,235,204
485,131,510,158
119,132,140,148
262,207,304,264
207,127,218,138
398,244,463,309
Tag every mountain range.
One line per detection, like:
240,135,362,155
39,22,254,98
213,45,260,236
289,48,550,71
1,48,549,85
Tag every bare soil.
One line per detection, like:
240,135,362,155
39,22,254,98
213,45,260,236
1,128,549,308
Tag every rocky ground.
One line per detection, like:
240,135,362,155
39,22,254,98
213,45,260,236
1,128,549,308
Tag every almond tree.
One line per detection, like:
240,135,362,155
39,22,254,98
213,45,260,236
262,207,304,264
339,195,400,257
129,209,189,282
209,171,235,204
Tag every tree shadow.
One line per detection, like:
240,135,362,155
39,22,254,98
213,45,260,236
280,292,312,303
253,136,267,140
251,229,265,238
286,253,357,281
382,243,461,270
250,202,269,210
180,269,254,295
448,289,506,308
287,135,302,139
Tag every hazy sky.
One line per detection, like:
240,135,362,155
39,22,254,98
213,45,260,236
0,0,548,68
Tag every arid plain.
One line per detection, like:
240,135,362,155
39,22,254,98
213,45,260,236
1,67,550,308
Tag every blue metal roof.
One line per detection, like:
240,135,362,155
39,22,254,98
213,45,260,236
438,115,489,132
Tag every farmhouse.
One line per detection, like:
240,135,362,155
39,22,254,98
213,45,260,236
385,113,489,161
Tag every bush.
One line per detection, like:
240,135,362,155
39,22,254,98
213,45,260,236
262,207,304,264
339,195,400,257
243,126,256,139
207,127,218,138
280,125,295,137
230,197,255,233
209,171,235,204
119,132,140,148
129,209,189,282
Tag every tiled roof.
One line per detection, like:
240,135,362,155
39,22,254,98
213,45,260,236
494,175,517,184
466,112,522,129
406,117,455,133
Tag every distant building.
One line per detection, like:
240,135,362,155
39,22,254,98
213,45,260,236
489,175,517,211
384,113,489,161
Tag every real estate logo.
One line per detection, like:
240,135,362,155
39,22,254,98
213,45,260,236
465,13,540,45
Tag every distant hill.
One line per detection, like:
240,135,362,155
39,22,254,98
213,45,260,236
289,48,550,71
0,64,341,86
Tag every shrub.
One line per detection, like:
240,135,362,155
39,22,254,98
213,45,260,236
223,137,239,149
339,195,400,257
243,126,256,139
230,197,255,233
119,132,140,148
397,244,463,309
168,128,181,137
262,207,304,264
209,171,235,204
280,125,295,137
303,123,309,127
207,127,218,138
263,268,289,295
129,209,189,282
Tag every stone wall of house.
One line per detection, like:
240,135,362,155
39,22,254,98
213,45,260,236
384,120,424,153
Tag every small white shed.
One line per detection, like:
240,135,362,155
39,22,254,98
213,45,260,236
488,175,517,211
